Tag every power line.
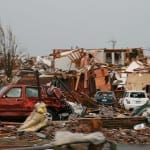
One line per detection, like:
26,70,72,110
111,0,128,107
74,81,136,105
143,49,150,51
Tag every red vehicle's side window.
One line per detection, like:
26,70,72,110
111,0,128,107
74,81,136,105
26,87,38,98
5,87,22,98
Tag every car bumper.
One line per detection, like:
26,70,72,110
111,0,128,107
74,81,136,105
124,102,147,110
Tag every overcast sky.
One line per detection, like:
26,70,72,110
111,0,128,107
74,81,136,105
0,0,150,56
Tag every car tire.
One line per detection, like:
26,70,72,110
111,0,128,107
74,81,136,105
47,109,59,121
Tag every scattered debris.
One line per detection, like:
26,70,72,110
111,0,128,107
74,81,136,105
0,47,150,149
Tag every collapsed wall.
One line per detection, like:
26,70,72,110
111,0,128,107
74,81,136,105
126,73,150,90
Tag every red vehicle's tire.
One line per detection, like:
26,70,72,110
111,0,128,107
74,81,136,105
47,109,59,121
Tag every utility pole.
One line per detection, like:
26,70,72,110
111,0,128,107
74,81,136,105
108,40,117,65
110,40,117,49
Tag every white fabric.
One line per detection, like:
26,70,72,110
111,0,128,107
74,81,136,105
53,131,105,145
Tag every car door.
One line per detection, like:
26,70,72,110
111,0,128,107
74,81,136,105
24,86,39,109
0,86,25,116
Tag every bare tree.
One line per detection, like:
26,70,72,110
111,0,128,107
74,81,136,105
0,23,18,79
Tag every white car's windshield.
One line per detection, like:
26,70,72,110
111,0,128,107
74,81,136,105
130,92,146,98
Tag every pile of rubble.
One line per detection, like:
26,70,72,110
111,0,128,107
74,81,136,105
0,48,150,149
0,117,150,149
0,100,150,149
102,127,150,144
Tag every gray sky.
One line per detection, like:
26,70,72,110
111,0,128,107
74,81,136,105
0,0,150,56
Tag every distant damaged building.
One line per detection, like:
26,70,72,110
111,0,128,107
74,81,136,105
50,47,145,70
10,47,149,99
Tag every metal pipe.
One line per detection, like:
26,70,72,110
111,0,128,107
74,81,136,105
35,70,41,102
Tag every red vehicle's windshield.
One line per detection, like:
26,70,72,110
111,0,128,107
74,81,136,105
0,86,7,95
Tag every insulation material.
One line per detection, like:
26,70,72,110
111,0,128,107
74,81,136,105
113,72,127,88
36,56,51,66
68,102,83,115
18,102,49,132
53,131,105,146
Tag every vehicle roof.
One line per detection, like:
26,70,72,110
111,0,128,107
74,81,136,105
98,91,114,92
6,84,42,87
124,90,146,92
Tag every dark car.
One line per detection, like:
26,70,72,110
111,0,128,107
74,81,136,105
94,91,117,106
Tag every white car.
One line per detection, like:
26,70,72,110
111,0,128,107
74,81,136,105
119,90,149,110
